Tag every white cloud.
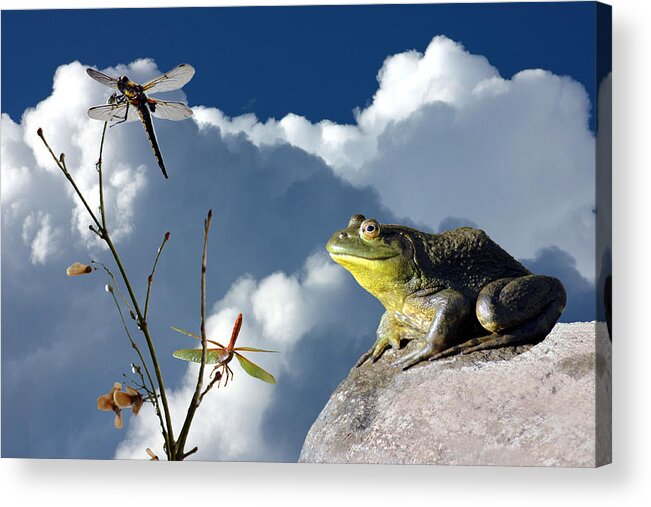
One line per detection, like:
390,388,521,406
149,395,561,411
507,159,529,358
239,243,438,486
1,114,36,203
114,252,356,460
20,211,61,265
194,36,596,278
2,60,165,261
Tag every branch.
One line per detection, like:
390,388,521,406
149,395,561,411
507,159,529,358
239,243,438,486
144,232,171,320
38,127,176,459
174,209,213,459
100,200,176,459
106,283,168,445
200,372,222,401
93,261,135,315
97,122,109,230
182,447,198,460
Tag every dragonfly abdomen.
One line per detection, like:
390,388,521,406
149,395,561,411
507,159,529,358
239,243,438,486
135,105,169,179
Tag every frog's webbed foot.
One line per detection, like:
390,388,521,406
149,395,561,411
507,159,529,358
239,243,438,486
355,332,402,367
356,347,379,367
357,311,406,367
356,341,386,367
391,343,435,370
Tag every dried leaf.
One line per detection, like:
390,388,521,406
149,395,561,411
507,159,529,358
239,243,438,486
66,262,92,276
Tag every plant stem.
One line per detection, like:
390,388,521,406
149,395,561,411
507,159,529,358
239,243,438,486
92,127,176,460
144,232,170,320
93,260,135,315
38,126,176,459
174,209,212,459
107,273,167,443
97,122,108,230
102,226,176,459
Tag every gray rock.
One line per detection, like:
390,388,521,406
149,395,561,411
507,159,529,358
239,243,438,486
299,322,611,467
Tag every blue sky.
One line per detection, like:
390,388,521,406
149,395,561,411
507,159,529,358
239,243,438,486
3,3,603,127
2,2,608,461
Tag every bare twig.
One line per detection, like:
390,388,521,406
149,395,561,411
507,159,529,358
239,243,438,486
93,261,135,315
97,122,109,230
107,285,167,443
37,127,176,459
182,447,199,459
174,209,212,459
144,232,171,320
200,373,222,401
97,194,176,460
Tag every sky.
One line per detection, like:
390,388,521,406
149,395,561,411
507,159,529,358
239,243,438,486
1,2,610,461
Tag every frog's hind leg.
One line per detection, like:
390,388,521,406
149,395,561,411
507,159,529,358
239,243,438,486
426,275,567,362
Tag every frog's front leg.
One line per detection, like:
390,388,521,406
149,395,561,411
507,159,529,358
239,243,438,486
392,289,473,370
356,311,403,367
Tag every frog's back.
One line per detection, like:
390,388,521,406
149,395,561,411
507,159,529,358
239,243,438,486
415,226,530,293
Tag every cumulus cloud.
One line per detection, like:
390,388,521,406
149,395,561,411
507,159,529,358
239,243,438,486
2,60,181,259
115,253,369,460
194,36,596,279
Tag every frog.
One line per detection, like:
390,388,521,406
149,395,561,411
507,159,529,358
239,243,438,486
326,214,567,370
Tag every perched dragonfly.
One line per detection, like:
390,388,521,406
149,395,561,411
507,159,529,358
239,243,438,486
172,313,277,386
86,64,195,178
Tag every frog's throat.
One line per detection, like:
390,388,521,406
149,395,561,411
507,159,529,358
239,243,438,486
329,253,411,310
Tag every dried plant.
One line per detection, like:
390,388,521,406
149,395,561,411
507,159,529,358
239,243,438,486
37,99,276,460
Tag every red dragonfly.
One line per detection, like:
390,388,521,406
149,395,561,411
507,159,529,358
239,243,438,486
172,313,277,387
86,64,195,178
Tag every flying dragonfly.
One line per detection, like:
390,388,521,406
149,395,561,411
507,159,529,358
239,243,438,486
86,64,195,178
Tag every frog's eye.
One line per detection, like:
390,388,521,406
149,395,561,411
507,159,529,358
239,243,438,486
360,219,380,240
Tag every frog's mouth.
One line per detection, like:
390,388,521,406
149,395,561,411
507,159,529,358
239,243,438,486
326,234,400,261
328,252,398,262
327,251,401,276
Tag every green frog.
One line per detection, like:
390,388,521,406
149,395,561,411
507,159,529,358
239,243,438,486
326,214,567,370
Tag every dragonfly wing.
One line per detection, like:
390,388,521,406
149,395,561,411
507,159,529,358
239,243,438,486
170,326,201,340
150,100,194,121
234,347,279,353
87,103,138,123
86,68,120,90
143,64,195,94
234,353,276,384
173,349,228,365
170,326,227,348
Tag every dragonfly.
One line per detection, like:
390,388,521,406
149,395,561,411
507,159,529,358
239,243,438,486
86,63,195,178
172,313,277,387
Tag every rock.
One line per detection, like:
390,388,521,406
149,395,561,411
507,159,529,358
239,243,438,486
299,322,611,467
